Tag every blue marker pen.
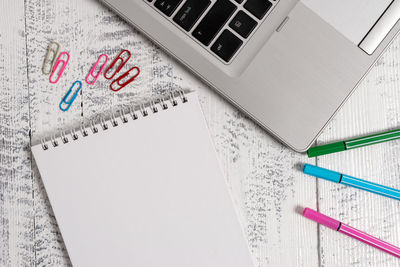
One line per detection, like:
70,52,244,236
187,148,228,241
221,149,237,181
303,164,400,201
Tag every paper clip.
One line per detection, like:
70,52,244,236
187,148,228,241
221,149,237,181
110,67,140,92
60,81,82,112
50,51,70,84
104,50,131,80
86,54,109,85
42,41,61,75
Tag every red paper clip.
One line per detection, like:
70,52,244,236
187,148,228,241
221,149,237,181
86,54,109,85
104,50,131,80
50,51,70,84
110,66,140,92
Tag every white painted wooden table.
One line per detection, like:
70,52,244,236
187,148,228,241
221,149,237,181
1,0,399,266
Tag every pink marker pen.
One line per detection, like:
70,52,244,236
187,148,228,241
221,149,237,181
303,208,400,258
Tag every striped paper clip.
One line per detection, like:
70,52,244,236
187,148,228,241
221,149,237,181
104,50,131,80
60,81,82,111
86,54,109,85
42,41,60,75
110,66,140,92
50,52,70,84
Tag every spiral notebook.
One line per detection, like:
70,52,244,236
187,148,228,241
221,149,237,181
31,91,254,267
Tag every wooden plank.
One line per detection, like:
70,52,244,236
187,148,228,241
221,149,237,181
0,0,34,266
26,0,87,264
316,36,400,266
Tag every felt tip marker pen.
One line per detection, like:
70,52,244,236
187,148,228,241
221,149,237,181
303,164,400,201
303,208,400,258
307,128,400,157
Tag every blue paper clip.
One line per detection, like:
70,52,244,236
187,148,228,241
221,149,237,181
60,81,82,112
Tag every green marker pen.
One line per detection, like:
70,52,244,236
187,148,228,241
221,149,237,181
308,128,400,157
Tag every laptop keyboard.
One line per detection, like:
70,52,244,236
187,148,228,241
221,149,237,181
146,0,278,63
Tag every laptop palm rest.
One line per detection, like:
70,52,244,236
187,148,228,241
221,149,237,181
236,2,400,151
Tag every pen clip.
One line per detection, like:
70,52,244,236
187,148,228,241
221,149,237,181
86,54,109,85
60,81,82,112
110,66,140,92
50,51,70,84
104,50,131,80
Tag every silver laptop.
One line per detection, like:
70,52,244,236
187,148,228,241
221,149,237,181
100,0,400,151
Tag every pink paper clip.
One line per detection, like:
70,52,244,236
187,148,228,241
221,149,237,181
104,50,131,80
86,54,109,85
110,66,140,92
50,51,70,84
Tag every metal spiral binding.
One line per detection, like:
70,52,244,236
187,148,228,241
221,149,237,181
40,91,189,150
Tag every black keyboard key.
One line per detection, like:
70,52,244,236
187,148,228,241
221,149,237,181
173,0,211,31
154,0,183,16
211,30,243,62
192,0,237,46
229,11,257,38
244,0,272,19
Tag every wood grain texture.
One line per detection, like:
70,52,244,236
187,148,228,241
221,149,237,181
1,0,399,266
0,0,34,266
316,35,400,266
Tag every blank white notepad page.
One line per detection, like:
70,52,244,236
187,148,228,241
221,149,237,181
32,92,254,267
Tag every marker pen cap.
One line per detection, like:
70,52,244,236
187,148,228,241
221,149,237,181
303,164,341,183
307,141,346,157
303,208,340,231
